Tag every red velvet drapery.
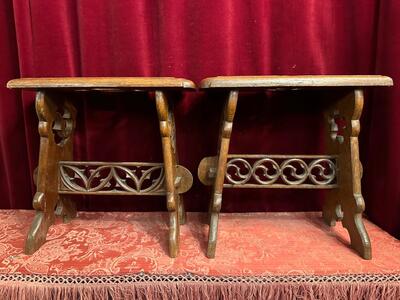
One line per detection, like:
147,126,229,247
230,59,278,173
0,1,399,238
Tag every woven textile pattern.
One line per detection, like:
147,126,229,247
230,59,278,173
0,210,399,277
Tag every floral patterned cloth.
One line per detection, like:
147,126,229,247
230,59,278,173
0,210,399,276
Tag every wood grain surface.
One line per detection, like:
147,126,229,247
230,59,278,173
200,75,393,89
7,77,196,90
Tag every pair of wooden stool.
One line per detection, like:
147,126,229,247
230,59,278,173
8,75,393,259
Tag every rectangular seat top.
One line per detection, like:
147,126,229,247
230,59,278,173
200,75,393,89
7,77,196,90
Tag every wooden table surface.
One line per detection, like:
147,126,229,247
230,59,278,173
7,77,196,90
200,75,393,88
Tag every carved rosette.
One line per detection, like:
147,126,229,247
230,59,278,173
225,156,337,187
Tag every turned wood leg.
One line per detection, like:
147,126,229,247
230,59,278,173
156,91,180,257
207,90,238,258
324,90,371,259
25,92,77,254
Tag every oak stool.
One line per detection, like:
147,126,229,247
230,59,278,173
197,75,393,259
7,77,195,258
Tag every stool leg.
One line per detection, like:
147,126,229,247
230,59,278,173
324,90,371,259
55,100,77,223
323,103,343,226
156,91,180,257
169,106,186,225
207,90,238,258
25,92,76,254
56,196,77,223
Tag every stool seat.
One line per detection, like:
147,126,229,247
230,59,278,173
200,75,393,89
7,77,196,90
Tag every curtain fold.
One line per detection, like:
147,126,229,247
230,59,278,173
362,0,400,237
0,0,399,238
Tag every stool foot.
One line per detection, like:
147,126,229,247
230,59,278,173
207,191,213,225
168,210,180,258
207,212,219,258
323,198,343,227
178,195,186,225
24,211,54,255
342,195,371,259
56,197,77,223
207,193,222,258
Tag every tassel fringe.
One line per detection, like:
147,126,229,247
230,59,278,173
1,273,399,300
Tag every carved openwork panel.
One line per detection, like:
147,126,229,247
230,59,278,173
59,162,166,195
224,155,337,188
329,110,347,144
52,104,75,145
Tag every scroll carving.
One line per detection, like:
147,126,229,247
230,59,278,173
225,156,337,188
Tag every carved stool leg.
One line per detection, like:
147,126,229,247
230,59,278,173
156,91,180,258
324,90,371,259
323,103,343,227
55,99,77,223
169,102,186,225
56,196,77,223
207,90,238,258
25,92,77,254
322,191,343,227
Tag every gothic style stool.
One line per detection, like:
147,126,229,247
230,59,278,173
197,75,393,259
7,77,195,258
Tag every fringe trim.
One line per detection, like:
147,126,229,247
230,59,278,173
0,273,399,300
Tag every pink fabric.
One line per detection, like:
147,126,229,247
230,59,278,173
0,210,399,276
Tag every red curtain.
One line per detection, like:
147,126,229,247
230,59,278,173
1,1,399,237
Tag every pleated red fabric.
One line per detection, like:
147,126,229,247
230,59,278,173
0,1,399,238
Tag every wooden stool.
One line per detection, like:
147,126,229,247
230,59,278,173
197,75,393,259
7,77,195,258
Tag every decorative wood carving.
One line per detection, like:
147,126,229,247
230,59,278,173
8,77,195,259
198,75,392,260
155,90,183,258
25,91,77,254
207,90,238,258
60,162,165,195
58,161,192,195
323,89,371,259
199,155,337,189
